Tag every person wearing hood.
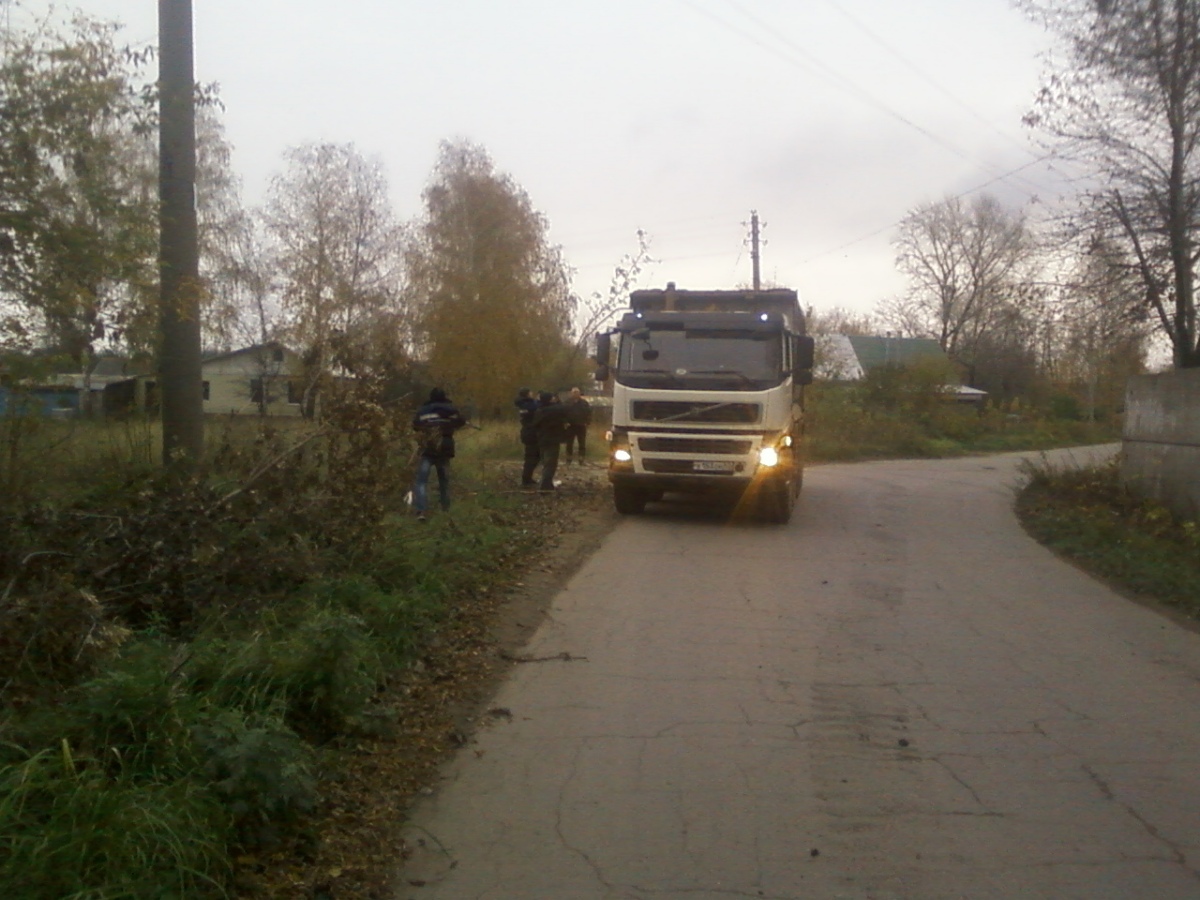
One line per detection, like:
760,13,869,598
411,387,468,520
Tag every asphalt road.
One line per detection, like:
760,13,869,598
397,446,1200,899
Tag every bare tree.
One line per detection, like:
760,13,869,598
805,305,877,336
888,194,1034,355
1054,231,1152,416
884,193,1041,391
571,229,654,369
193,108,274,353
1020,0,1200,368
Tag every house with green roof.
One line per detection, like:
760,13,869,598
819,334,987,403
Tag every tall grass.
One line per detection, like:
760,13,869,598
0,751,231,899
0,406,545,898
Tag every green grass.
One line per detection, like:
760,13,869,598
804,385,1121,463
0,749,232,899
1016,457,1200,619
0,410,558,898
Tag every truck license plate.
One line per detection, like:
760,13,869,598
693,460,735,472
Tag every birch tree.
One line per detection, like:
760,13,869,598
0,14,156,364
262,142,405,415
406,140,575,415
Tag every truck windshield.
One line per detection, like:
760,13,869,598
616,328,783,391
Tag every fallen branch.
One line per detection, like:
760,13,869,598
499,650,587,663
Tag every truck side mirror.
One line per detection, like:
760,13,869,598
593,332,612,382
793,335,815,386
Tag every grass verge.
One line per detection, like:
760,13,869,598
1015,456,1200,620
0,408,600,899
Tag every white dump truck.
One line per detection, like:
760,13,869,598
593,283,815,523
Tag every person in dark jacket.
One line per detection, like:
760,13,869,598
515,387,540,487
531,391,570,491
410,387,468,520
563,386,592,465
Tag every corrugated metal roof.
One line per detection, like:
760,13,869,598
846,335,947,370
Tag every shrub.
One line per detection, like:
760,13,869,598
190,708,316,847
67,639,201,778
187,605,383,738
304,576,442,668
0,586,130,699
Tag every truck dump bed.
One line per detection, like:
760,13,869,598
629,287,803,333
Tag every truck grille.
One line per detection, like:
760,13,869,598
643,459,738,475
639,437,753,455
631,401,761,424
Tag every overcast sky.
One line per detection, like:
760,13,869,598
9,0,1064,320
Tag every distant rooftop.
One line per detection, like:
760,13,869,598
846,335,946,371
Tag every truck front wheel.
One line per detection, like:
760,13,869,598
760,480,794,524
613,484,647,515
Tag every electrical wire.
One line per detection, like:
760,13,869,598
798,152,1061,264
679,0,1050,201
818,0,1039,162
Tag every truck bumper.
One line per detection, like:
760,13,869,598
607,466,794,495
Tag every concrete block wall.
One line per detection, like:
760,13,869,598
1121,369,1200,522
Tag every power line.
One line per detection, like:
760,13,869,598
726,0,1051,197
679,0,1049,200
818,0,1037,162
799,152,1060,264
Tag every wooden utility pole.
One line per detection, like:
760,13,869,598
750,210,762,290
158,0,204,466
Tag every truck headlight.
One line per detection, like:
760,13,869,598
759,446,780,467
613,448,632,463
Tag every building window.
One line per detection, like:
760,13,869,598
250,378,263,404
287,380,303,405
202,380,210,401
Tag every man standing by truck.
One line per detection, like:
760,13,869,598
532,391,570,491
564,386,592,466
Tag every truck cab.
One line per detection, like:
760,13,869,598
594,284,814,523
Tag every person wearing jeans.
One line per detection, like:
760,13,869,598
411,387,467,520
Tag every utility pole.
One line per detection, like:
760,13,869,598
749,210,762,290
158,0,204,466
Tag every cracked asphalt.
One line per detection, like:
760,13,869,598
396,446,1200,899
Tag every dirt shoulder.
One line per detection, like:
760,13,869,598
236,464,617,899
